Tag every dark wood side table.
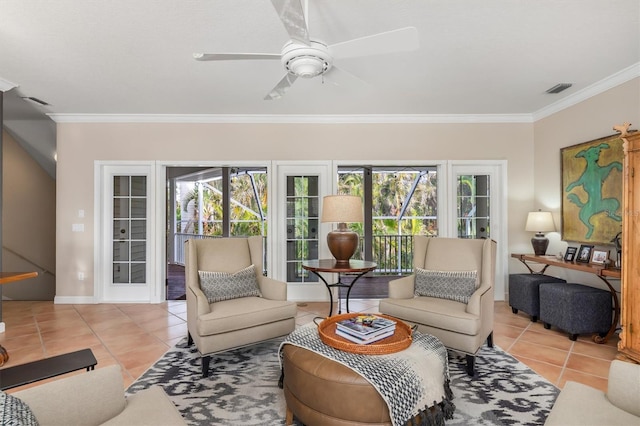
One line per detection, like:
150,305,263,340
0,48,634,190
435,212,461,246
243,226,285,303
302,259,377,316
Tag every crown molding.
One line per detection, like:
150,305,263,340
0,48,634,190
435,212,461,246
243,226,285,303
532,61,640,122
46,61,640,124
0,77,18,92
47,113,533,124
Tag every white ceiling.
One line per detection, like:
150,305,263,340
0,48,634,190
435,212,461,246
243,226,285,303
1,1,639,175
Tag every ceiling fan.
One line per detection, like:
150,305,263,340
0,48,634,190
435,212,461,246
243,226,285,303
193,0,419,100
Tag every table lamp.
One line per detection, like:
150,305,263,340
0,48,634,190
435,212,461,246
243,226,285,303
321,195,363,264
525,210,555,255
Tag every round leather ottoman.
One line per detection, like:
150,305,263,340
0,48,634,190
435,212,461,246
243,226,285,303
282,344,391,426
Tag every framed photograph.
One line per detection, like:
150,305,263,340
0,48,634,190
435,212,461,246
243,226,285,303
576,244,594,263
561,133,623,245
564,246,577,262
590,249,609,265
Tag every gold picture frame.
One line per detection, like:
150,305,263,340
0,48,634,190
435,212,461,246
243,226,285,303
561,133,623,244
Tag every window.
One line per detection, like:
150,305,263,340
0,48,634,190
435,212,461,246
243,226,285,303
176,167,267,237
170,166,268,271
337,166,438,274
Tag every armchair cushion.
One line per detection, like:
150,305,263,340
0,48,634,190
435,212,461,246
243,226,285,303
415,268,477,304
0,391,39,426
197,296,297,336
198,264,261,303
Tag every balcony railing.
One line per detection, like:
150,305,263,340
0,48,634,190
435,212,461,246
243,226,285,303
173,233,416,276
365,234,414,275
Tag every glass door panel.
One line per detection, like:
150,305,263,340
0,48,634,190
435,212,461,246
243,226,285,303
112,175,147,284
457,174,490,239
285,176,319,282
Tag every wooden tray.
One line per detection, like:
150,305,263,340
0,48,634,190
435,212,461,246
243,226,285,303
317,313,412,355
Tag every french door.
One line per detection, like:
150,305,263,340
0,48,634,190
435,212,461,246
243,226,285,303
448,162,507,299
274,162,333,301
96,163,158,302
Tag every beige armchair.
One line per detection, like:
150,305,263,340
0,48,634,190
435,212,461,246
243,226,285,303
545,360,640,425
379,237,496,376
185,236,297,377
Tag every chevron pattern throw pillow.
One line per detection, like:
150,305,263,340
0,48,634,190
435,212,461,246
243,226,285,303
414,268,478,304
198,265,262,303
0,391,39,426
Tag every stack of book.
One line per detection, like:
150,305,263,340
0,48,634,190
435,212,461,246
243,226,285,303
335,314,397,345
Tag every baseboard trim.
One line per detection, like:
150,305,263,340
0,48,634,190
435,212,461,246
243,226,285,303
54,296,96,304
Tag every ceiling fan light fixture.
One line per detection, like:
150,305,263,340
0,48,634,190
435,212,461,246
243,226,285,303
285,55,328,78
281,40,332,78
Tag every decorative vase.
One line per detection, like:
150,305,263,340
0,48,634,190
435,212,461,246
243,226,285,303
0,345,9,366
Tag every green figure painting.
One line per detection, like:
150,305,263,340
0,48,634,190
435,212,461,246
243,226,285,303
561,133,623,244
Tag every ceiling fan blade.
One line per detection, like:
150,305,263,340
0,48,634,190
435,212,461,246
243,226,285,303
329,27,419,60
270,0,310,44
193,53,281,61
324,65,370,90
264,73,298,100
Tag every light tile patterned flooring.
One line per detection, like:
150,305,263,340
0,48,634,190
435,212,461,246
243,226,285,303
0,299,619,394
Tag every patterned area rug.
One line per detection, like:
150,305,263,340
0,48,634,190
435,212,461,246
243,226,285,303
127,337,558,425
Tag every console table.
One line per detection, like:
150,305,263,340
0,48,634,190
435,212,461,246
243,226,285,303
511,253,620,343
302,259,377,316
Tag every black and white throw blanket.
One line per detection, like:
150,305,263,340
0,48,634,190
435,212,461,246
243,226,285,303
280,323,455,426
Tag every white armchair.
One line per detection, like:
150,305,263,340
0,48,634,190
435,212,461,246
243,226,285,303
185,236,297,377
379,237,496,376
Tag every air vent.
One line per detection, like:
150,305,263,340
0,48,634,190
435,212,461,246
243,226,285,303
21,96,50,106
545,83,572,94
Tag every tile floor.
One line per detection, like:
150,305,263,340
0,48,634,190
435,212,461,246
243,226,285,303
0,299,619,394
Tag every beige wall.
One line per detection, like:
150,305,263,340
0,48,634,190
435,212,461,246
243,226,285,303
525,78,640,288
57,122,533,298
2,130,56,300
53,78,638,300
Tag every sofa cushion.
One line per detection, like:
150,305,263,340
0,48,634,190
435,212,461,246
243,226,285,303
607,360,640,418
102,386,185,426
544,380,640,425
199,264,261,303
14,365,127,425
415,268,477,304
0,391,39,426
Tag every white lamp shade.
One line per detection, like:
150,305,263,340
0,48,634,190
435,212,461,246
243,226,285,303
321,195,363,223
525,211,555,233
